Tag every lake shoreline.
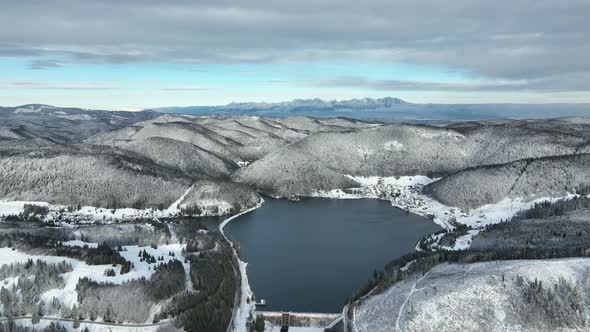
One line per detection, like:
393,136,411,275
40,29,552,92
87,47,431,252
219,197,265,332
222,195,441,313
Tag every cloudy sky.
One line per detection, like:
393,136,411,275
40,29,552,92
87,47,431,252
1,0,589,109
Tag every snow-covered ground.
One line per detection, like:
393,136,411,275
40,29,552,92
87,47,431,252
0,276,19,291
10,318,166,332
119,243,187,282
0,194,259,331
0,242,187,311
164,184,194,216
219,198,264,332
0,194,243,224
353,258,590,332
0,201,50,218
268,327,323,332
314,176,575,250
0,200,171,223
440,229,480,250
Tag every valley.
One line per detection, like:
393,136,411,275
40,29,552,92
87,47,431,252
1,105,590,331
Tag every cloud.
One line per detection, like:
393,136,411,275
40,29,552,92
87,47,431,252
318,72,590,93
27,59,64,70
0,1,588,92
317,76,528,92
9,81,119,90
160,86,210,91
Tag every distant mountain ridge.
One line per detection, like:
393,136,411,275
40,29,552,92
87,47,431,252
152,97,590,122
222,97,409,109
0,104,159,143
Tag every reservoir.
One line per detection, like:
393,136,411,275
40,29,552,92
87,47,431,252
223,197,441,313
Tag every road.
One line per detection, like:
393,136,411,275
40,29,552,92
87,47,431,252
0,316,170,328
395,271,430,332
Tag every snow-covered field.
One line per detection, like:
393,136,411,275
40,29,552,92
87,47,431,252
0,201,51,218
0,194,260,331
0,241,188,311
0,200,172,223
353,258,590,332
0,196,240,224
10,318,166,332
0,180,253,225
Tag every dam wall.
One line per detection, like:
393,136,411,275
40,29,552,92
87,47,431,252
257,311,342,330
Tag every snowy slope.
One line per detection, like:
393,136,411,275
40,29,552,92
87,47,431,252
239,119,590,197
354,258,590,332
0,242,188,310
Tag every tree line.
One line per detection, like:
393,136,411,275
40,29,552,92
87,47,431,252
158,240,237,332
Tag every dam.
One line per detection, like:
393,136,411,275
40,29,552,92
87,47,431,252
256,311,344,332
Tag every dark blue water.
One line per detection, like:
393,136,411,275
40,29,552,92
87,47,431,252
223,197,441,313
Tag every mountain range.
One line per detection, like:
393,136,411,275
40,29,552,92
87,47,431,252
1,103,590,215
154,97,590,122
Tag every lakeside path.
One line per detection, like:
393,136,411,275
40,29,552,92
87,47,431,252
219,198,265,332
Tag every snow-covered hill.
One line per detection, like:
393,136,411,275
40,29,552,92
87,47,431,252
0,104,157,144
89,114,379,165
238,118,590,197
354,258,590,332
424,154,590,209
0,143,259,217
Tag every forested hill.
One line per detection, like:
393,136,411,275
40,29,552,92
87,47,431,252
0,108,378,213
2,105,590,215
0,104,158,143
424,153,590,210
237,118,590,197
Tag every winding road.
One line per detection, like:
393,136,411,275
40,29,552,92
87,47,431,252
395,271,431,332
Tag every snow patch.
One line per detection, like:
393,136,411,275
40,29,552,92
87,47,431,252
439,230,480,251
14,107,40,114
0,201,50,218
0,276,19,291
356,146,374,158
0,243,187,310
0,198,237,225
384,141,404,151
0,193,244,224
165,184,194,215
413,128,464,140
12,318,166,332
347,175,435,187
56,114,94,121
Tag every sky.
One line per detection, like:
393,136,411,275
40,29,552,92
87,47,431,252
1,0,589,110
